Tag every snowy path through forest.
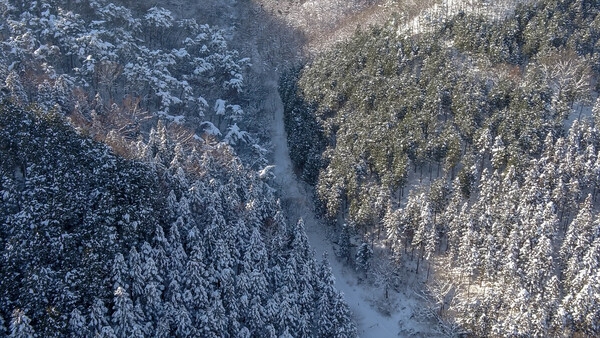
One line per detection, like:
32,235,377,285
265,77,438,337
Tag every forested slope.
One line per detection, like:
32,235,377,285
0,0,358,336
282,0,600,335
0,95,356,338
0,0,269,163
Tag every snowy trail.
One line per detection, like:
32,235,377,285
265,77,438,337
256,2,529,336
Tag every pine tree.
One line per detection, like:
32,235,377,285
459,220,480,283
167,221,188,282
128,247,144,299
383,207,406,262
276,286,300,334
184,245,209,322
142,247,164,324
174,305,194,337
88,298,110,337
543,275,563,335
337,223,352,264
563,237,600,334
68,308,86,338
247,295,266,336
111,253,129,291
152,226,169,278
8,309,35,338
111,286,142,338
313,252,357,336
263,298,280,333
329,292,358,338
0,315,6,337
355,242,373,277
243,228,268,274
446,196,469,260
204,299,227,337
561,196,595,285
291,219,312,266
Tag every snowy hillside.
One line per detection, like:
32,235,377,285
281,0,600,336
0,0,357,336
3,0,600,337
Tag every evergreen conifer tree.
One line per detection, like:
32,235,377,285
8,310,35,338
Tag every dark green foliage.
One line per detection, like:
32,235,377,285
450,0,600,65
286,0,599,227
355,242,372,275
441,122,600,336
0,100,357,337
0,102,163,332
281,0,600,335
279,67,325,185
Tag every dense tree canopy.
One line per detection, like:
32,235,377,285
281,0,600,335
0,0,357,336
0,98,357,337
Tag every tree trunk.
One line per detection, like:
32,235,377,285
416,255,420,274
429,163,432,181
466,282,471,299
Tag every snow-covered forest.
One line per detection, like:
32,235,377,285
0,101,356,337
0,0,356,336
2,0,600,336
282,0,600,336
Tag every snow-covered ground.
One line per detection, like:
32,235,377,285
565,100,595,130
265,74,443,337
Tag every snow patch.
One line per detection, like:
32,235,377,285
214,99,226,115
224,123,248,145
200,121,221,136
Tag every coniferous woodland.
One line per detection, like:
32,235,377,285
282,0,600,336
4,0,600,336
0,0,356,337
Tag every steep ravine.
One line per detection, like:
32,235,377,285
264,74,442,337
